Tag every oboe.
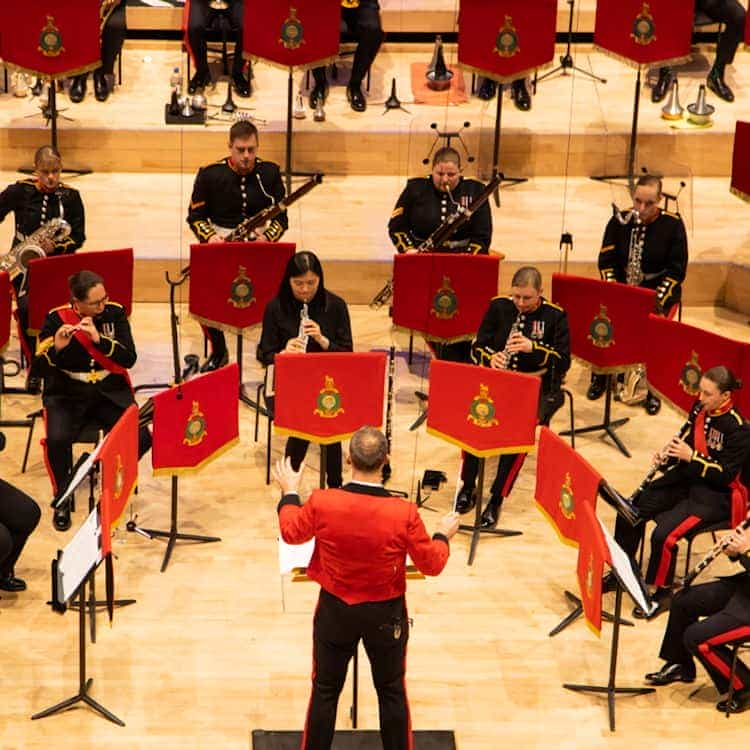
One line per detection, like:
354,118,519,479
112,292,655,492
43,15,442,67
298,303,309,348
381,346,396,484
677,516,750,589
629,402,702,504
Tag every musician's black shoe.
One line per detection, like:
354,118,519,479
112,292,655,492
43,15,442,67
309,81,329,109
717,688,750,714
644,662,695,686
633,587,671,620
200,351,229,373
586,373,606,401
181,354,200,380
94,70,110,102
455,487,476,515
53,504,72,532
477,78,497,101
479,496,503,529
69,75,87,103
644,392,661,415
347,84,367,113
31,78,44,97
188,70,211,95
707,68,734,103
651,67,672,103
0,574,27,592
232,72,252,98
511,79,531,111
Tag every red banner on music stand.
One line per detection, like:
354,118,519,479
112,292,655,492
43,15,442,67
274,352,386,444
457,0,557,83
535,427,602,547
594,0,694,68
731,121,750,204
0,272,11,352
576,500,611,635
0,0,102,78
645,314,749,415
189,241,295,335
26,248,134,334
551,274,655,373
151,364,240,476
426,360,539,457
746,7,750,47
243,0,341,70
392,253,500,343
99,404,139,557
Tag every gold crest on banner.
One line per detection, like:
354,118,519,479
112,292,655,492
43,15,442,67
39,16,65,58
679,350,702,396
467,383,499,428
227,265,256,309
184,401,208,447
559,472,576,520
314,375,344,419
494,15,520,58
430,275,458,320
279,7,306,50
588,304,615,348
631,2,657,46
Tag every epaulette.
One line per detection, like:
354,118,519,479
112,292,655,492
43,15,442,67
58,181,75,190
50,304,69,314
19,177,36,186
491,294,513,302
106,301,124,310
662,209,681,220
729,409,744,426
543,300,563,312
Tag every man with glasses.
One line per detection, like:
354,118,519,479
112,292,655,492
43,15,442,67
587,174,688,415
33,270,151,531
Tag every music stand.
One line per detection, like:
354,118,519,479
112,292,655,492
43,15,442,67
551,274,656,458
426,361,539,565
188,241,295,410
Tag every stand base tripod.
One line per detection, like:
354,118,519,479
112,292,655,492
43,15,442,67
548,589,633,637
559,374,630,458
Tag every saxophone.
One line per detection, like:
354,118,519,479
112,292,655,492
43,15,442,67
0,217,71,281
625,212,646,286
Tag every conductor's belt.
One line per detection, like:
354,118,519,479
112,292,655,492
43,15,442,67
61,369,111,383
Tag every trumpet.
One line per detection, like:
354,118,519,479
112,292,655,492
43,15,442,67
298,303,310,348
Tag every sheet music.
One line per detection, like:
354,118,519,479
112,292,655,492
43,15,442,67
57,507,102,604
598,518,650,613
278,537,315,575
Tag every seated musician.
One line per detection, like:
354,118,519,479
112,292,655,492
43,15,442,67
652,0,746,103
612,366,750,619
69,0,127,103
644,523,750,714
309,0,384,113
33,270,152,531
0,146,86,389
0,479,41,593
187,120,287,372
257,251,353,488
186,0,251,97
455,266,570,528
587,174,688,415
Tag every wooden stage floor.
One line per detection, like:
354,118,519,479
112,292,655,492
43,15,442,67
1,303,750,749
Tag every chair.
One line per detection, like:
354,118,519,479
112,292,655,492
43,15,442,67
253,366,274,485
726,641,750,717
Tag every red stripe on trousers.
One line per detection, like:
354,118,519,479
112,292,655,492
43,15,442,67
698,625,750,691
500,453,527,498
653,515,702,587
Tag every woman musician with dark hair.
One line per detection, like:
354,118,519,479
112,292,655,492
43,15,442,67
257,251,353,488
612,366,750,620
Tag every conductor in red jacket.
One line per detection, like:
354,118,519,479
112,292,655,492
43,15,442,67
274,426,459,750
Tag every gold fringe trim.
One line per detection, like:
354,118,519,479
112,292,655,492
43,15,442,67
425,424,534,458
273,425,369,445
189,312,260,338
391,324,473,346
457,59,553,85
1,60,101,80
243,53,340,74
151,436,240,477
592,45,693,71
730,185,750,204
535,501,581,550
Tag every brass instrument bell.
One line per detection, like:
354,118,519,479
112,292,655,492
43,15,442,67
426,36,453,91
660,78,683,120
687,84,715,125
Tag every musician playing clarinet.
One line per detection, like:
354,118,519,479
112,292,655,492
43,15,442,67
588,174,688,414
33,270,151,532
612,366,750,620
187,120,287,372
644,522,750,714
455,266,570,528
257,251,352,488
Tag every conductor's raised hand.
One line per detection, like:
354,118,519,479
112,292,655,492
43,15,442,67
438,511,460,540
272,457,304,495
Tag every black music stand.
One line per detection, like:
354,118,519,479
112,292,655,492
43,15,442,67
563,583,654,731
489,89,526,207
549,589,632,637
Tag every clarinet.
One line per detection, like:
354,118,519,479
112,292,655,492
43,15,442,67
629,401,702,504
298,303,309,348
500,312,524,369
381,346,396,484
677,516,750,589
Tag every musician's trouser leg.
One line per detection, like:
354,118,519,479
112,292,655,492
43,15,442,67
0,479,41,578
14,293,36,369
227,1,247,76
100,4,127,76
645,487,730,587
460,453,479,492
343,1,384,88
188,3,212,75
489,453,526,500
202,326,227,360
697,0,746,70
286,438,342,488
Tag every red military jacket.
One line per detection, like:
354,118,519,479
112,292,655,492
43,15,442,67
278,482,450,605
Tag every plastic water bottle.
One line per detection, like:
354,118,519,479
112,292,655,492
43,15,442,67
169,67,183,95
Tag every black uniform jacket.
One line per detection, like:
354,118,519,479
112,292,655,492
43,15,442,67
656,401,750,492
388,176,492,254
0,178,85,253
719,555,750,621
278,481,450,605
256,291,353,366
598,208,687,308
471,296,571,393
187,157,287,243
34,302,137,409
